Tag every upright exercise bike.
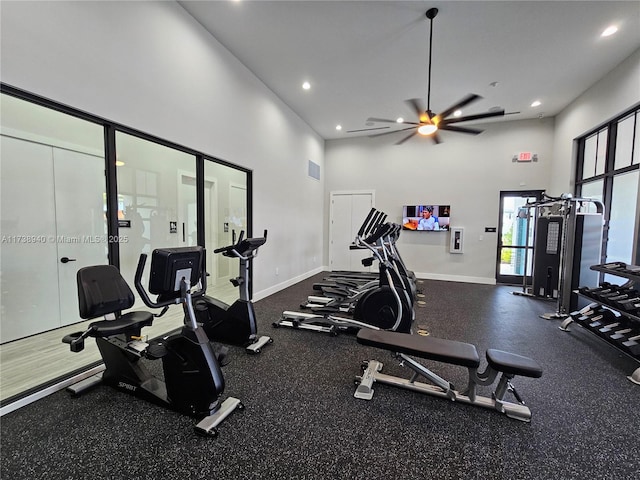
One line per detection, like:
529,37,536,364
62,246,242,437
195,230,272,354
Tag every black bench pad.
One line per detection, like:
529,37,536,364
357,329,480,368
486,349,543,378
88,311,153,337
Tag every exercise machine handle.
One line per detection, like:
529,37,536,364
213,229,268,258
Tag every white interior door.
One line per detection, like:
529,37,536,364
179,174,198,247
329,191,374,272
228,183,247,242
1,136,60,342
53,148,109,326
0,136,108,342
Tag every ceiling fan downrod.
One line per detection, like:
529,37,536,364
425,8,438,116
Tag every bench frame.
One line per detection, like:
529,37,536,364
354,331,542,422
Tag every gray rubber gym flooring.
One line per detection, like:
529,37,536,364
1,274,639,479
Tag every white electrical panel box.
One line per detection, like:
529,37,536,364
450,227,464,254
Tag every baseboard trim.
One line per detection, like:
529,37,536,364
254,266,326,301
414,272,496,285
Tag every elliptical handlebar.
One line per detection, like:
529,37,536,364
361,222,394,246
213,229,268,259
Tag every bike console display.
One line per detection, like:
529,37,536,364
148,246,204,296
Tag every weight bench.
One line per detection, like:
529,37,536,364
354,329,542,422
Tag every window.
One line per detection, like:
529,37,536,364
575,105,640,267
0,84,253,404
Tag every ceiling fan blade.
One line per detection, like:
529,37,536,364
367,117,419,126
346,126,391,133
439,125,483,135
431,132,442,144
368,126,416,138
434,94,482,122
440,109,505,125
405,98,426,120
395,130,419,145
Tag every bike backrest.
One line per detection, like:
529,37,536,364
77,265,135,319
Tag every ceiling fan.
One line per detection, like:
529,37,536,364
348,8,506,145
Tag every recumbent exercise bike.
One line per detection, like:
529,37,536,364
62,246,242,437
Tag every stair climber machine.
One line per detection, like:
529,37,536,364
275,222,415,335
195,230,272,354
62,246,243,437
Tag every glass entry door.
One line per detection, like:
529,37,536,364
496,190,544,284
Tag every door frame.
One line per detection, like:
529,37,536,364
495,190,544,284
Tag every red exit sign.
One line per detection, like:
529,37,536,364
517,152,533,162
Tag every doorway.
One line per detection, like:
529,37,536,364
496,190,544,284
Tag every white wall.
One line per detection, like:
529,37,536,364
0,0,325,299
325,118,555,284
550,47,640,195
324,48,640,285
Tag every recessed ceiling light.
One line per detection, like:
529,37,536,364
601,25,618,37
396,117,404,123
302,81,311,90
335,125,342,131
531,100,542,108
453,110,462,117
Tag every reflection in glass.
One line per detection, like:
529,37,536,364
0,93,106,400
115,132,197,312
204,160,248,305
607,170,639,264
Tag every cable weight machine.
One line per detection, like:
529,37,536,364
511,193,605,320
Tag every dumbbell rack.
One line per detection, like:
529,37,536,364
560,261,640,385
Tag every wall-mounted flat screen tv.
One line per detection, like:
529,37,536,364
402,205,451,231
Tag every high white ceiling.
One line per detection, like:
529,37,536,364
179,1,640,141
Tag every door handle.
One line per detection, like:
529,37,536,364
60,257,77,264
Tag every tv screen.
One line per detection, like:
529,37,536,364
402,205,450,231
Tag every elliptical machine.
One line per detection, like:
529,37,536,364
62,246,242,437
195,230,272,354
276,221,414,335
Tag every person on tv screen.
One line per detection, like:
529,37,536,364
418,206,439,230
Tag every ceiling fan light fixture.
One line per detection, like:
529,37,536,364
418,124,438,136
356,7,504,145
